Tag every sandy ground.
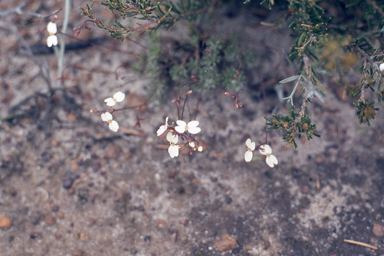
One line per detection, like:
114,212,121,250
1,1,384,256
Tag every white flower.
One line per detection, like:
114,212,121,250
101,112,119,132
104,91,126,107
380,63,384,72
259,144,278,168
198,146,203,152
175,120,201,134
244,138,255,162
46,22,58,47
156,117,169,136
166,132,179,158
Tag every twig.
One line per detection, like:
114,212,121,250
344,240,378,250
0,2,61,18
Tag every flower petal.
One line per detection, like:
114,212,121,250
157,125,166,136
188,126,201,134
266,156,276,168
47,35,57,47
172,135,178,144
244,151,253,162
188,120,199,128
245,138,251,147
176,120,186,127
269,155,278,165
166,132,173,142
104,97,116,106
168,145,179,158
259,144,272,155
113,91,125,102
109,120,119,132
175,126,186,134
101,112,112,122
47,22,57,34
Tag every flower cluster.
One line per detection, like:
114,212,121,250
100,91,125,132
244,139,278,168
47,22,58,47
157,117,203,158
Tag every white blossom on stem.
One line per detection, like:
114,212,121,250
166,132,179,158
156,117,169,136
46,22,58,47
259,144,278,168
101,112,119,132
244,138,255,162
175,120,201,134
380,63,384,72
104,91,125,107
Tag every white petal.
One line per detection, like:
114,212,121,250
168,145,179,158
109,120,119,132
245,151,253,162
113,91,125,102
266,156,277,168
176,120,186,127
188,120,199,128
101,112,111,122
188,126,201,134
172,135,178,144
269,155,278,165
47,35,57,47
157,125,166,136
246,139,255,151
380,63,384,72
165,117,169,125
166,132,173,143
104,98,116,106
175,125,186,134
47,22,57,34
259,144,272,155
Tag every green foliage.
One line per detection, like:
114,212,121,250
145,32,254,93
265,101,320,148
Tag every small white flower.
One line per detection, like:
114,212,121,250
166,132,179,158
380,63,384,72
156,117,169,136
244,138,255,162
46,22,58,47
198,146,203,152
259,144,278,168
104,91,126,107
175,120,201,134
101,112,119,132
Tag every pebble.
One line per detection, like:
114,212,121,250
214,234,237,252
30,211,43,225
0,216,13,230
30,232,41,239
225,196,232,205
44,215,56,225
79,233,88,242
315,155,325,164
373,223,384,237
130,247,138,254
156,219,167,230
104,144,121,159
51,205,60,212
55,233,62,239
144,235,151,242
63,179,74,189
71,249,85,256
300,185,309,194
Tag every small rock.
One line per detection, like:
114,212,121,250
44,215,56,225
124,152,133,159
71,249,85,256
130,247,138,254
156,219,167,230
225,196,232,205
63,179,74,189
0,216,13,230
30,211,43,225
144,235,151,242
315,155,325,164
30,232,41,239
55,233,62,239
51,205,60,212
104,144,121,159
373,223,384,237
51,138,59,147
214,234,237,252
79,233,88,242
300,185,309,194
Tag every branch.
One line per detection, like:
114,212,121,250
0,2,61,18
